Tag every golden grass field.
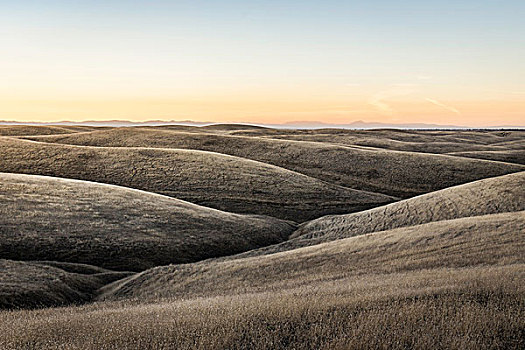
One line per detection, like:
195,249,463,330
0,125,524,349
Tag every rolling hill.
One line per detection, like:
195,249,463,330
447,150,525,165
101,211,525,300
0,138,394,221
0,127,524,349
0,173,296,271
235,128,525,145
0,260,131,309
24,127,525,198
218,128,525,152
0,125,101,136
292,171,525,240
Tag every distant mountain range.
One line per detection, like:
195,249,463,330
0,119,523,129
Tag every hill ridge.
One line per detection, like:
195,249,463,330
24,127,525,198
0,138,395,222
0,172,297,271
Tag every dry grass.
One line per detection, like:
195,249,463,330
101,211,524,300
240,128,525,151
0,173,295,271
0,125,102,136
293,171,524,240
447,149,525,165
0,138,394,222
0,266,522,349
3,208,512,349
0,259,131,309
27,127,525,198
197,127,525,154
1,126,524,348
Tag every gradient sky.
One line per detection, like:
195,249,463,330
1,0,524,126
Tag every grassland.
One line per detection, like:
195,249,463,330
293,171,525,240
0,138,394,221
0,125,103,136
26,127,525,198
1,209,523,349
1,264,523,350
101,211,524,300
447,149,525,165
0,260,131,309
182,171,524,258
0,126,524,349
0,173,295,271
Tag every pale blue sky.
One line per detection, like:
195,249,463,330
1,1,524,124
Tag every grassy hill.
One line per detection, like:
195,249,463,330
0,127,523,349
0,125,101,136
0,138,394,221
3,212,520,348
0,259,131,309
220,128,525,152
25,127,525,198
231,128,525,144
293,171,525,240
101,211,524,300
447,150,525,165
0,173,296,271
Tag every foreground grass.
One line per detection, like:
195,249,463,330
1,265,523,350
102,211,524,300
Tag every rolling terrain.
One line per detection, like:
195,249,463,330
25,127,525,198
0,126,524,349
102,211,525,300
0,125,103,136
0,173,295,271
293,171,525,240
0,260,131,309
447,149,525,165
230,128,525,147
1,210,523,348
202,171,525,259
0,138,394,222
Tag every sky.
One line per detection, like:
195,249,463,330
1,0,524,126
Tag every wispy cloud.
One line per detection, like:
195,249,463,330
280,109,371,116
424,98,461,116
368,86,416,115
368,94,394,115
391,83,419,87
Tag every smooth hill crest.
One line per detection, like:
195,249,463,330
0,172,296,271
21,127,525,198
0,137,395,222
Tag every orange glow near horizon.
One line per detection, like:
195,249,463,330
1,2,524,127
2,90,524,127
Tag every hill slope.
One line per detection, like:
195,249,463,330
0,173,296,271
240,129,525,153
448,150,525,165
0,125,101,136
0,259,131,309
28,127,525,198
0,138,394,221
293,171,525,240
102,211,525,300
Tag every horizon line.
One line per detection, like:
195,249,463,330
1,119,524,130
